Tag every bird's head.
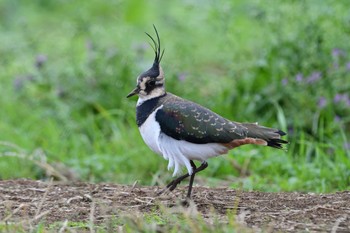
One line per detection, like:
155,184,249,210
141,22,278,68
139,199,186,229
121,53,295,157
127,25,165,101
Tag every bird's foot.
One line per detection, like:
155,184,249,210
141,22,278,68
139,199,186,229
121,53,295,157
180,197,192,207
156,180,179,196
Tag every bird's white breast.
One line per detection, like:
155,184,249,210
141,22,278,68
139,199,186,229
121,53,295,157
138,105,163,156
138,103,228,176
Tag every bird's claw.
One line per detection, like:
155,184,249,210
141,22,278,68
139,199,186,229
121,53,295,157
156,182,178,196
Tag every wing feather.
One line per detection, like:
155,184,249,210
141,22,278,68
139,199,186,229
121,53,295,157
155,97,247,144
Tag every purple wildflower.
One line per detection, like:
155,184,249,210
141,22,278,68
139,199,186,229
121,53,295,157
346,62,350,71
133,42,148,53
344,142,350,150
333,62,339,70
13,74,34,91
13,76,24,91
86,40,95,63
86,40,93,50
281,78,288,85
334,93,350,107
306,71,322,84
35,54,47,69
177,73,187,81
334,115,341,122
318,96,327,108
295,73,303,82
347,97,350,107
287,126,294,135
332,48,345,58
334,94,343,103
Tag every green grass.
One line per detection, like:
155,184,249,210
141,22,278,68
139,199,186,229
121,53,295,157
0,0,349,194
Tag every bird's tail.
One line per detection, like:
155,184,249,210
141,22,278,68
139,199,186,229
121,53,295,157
241,123,288,149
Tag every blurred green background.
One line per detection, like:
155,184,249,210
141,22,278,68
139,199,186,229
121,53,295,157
0,0,349,193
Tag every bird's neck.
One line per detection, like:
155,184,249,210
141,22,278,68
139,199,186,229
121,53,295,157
136,93,166,127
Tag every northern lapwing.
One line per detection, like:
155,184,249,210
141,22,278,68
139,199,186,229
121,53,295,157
127,25,288,199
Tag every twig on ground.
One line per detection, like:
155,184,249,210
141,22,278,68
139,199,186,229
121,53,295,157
89,200,96,233
35,178,53,217
3,204,26,222
331,215,347,233
59,220,68,233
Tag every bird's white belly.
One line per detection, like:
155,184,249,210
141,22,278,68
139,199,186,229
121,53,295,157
138,106,228,176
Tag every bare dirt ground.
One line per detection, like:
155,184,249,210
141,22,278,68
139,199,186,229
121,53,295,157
0,179,349,232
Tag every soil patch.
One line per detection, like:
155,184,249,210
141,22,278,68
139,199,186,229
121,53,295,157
0,180,349,232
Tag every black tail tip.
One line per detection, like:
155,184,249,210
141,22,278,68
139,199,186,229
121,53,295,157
267,138,289,149
276,129,286,136
267,130,288,149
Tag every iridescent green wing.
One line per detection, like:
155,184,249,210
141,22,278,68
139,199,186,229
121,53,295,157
155,99,248,144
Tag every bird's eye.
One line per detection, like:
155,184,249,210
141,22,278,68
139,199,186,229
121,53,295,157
149,80,156,86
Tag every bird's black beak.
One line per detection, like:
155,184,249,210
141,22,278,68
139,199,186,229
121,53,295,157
126,87,140,98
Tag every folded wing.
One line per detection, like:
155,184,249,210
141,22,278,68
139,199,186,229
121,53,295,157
155,98,248,144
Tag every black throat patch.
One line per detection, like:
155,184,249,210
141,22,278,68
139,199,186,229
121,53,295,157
136,94,166,127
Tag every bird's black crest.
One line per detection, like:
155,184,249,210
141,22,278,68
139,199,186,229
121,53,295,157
142,63,160,78
145,25,165,66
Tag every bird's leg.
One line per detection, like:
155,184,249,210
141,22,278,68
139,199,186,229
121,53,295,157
164,173,190,192
186,161,208,199
157,170,190,196
157,161,208,198
186,160,197,198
